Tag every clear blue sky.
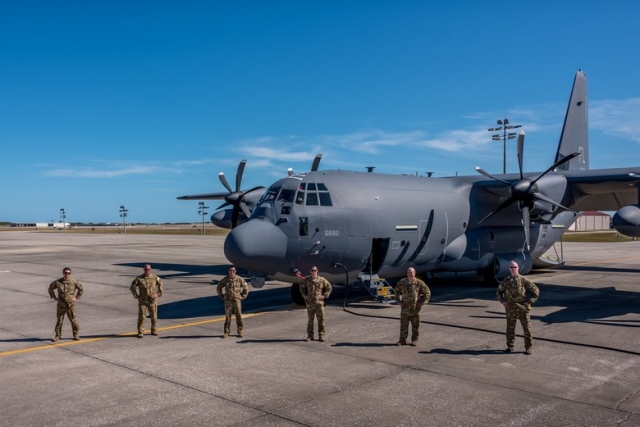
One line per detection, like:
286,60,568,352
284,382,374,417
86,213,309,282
2,1,640,223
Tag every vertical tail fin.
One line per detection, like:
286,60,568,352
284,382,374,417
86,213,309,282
555,70,589,171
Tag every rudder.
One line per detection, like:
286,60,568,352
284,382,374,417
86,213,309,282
555,70,589,171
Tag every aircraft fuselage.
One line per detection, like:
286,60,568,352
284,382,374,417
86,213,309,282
223,170,570,284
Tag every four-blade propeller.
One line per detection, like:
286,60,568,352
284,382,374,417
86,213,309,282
217,160,265,228
475,130,579,250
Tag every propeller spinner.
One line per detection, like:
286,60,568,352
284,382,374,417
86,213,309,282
475,130,579,250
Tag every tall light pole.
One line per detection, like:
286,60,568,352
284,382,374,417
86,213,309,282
488,118,522,174
198,201,209,235
119,205,128,234
59,208,66,233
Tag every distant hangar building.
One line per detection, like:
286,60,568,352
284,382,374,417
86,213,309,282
569,211,612,231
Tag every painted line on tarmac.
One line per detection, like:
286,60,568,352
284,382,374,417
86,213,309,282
0,313,265,358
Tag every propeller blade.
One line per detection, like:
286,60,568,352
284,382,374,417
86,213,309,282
231,207,239,229
531,152,580,185
218,172,233,193
235,160,247,192
311,154,322,172
517,130,525,180
479,197,518,224
531,192,573,213
522,204,530,250
239,201,252,218
475,167,510,185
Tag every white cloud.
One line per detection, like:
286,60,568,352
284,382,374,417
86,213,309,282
45,166,159,178
590,98,640,143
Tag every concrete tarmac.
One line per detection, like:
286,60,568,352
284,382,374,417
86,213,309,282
0,231,639,427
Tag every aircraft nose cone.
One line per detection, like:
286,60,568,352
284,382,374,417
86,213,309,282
224,219,287,274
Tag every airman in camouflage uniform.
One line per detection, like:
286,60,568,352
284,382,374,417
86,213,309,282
300,266,332,342
48,267,83,341
130,264,164,338
394,267,430,346
217,265,249,338
497,261,539,355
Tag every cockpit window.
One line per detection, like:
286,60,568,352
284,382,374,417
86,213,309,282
306,192,319,206
260,186,281,204
296,182,333,207
319,192,332,206
277,188,295,203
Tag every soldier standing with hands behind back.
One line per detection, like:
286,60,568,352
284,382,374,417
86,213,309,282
394,267,430,346
300,266,332,342
130,264,164,338
217,265,249,338
497,261,539,355
48,267,83,342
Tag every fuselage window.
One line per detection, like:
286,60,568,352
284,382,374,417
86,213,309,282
317,183,328,191
299,217,308,236
299,183,306,190
307,183,317,191
295,191,305,205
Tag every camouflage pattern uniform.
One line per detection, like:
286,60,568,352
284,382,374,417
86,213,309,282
497,275,539,351
300,275,332,341
130,273,164,335
217,275,249,336
48,277,83,339
394,278,430,343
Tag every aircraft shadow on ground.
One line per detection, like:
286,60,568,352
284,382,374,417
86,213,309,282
114,262,242,279
426,348,507,356
157,287,295,320
426,275,640,326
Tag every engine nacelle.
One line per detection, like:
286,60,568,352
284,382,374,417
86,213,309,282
492,253,533,280
612,205,640,237
528,199,555,223
527,174,566,223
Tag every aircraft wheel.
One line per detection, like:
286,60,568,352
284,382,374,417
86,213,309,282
290,282,305,306
482,266,500,286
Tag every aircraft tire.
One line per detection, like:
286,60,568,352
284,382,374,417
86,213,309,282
290,282,305,306
482,267,500,286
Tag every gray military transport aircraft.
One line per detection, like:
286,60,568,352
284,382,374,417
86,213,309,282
179,70,640,304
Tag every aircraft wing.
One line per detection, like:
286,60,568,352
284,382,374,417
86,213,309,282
176,192,229,200
566,167,640,211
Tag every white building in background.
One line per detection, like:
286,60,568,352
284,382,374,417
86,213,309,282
13,222,72,228
569,211,612,231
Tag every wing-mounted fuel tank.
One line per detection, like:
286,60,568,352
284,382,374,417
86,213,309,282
612,204,640,237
